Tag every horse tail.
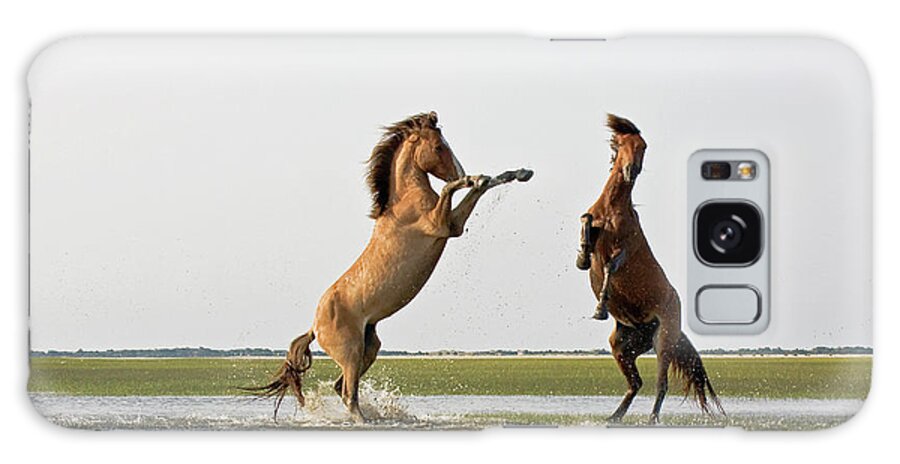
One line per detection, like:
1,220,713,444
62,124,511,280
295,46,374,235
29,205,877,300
242,329,315,420
670,332,725,416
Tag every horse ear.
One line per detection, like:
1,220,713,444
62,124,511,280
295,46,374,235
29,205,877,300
428,111,438,126
407,133,420,143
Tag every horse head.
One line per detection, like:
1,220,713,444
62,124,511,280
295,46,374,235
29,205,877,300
407,111,465,183
607,114,646,185
366,111,465,218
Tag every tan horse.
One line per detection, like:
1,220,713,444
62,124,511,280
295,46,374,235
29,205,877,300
248,111,531,422
575,114,723,423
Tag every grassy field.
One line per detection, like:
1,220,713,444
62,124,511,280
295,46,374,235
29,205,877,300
28,356,871,399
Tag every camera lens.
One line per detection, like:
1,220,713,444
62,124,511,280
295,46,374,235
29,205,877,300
711,218,743,251
695,202,762,266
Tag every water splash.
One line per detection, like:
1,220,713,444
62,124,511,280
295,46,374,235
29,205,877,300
285,380,422,426
31,381,469,430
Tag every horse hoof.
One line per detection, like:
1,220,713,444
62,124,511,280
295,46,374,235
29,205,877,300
592,304,609,320
350,411,366,424
575,254,591,270
606,414,624,423
647,414,660,425
515,169,533,182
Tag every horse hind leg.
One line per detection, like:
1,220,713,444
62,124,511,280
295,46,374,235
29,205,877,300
318,323,367,423
361,325,382,376
333,324,381,397
337,344,368,422
330,353,365,423
649,353,671,425
607,322,654,422
340,358,365,423
334,361,366,423
649,317,680,424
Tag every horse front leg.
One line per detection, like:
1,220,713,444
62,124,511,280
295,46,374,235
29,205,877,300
448,176,491,237
485,168,533,188
576,213,595,270
425,176,476,236
448,169,533,237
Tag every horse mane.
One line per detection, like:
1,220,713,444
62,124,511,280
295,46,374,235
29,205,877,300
607,114,641,136
606,113,641,165
366,111,440,218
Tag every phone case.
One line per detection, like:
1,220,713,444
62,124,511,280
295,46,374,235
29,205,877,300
27,36,872,431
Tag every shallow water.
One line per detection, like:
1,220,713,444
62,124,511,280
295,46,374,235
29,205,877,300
31,387,862,431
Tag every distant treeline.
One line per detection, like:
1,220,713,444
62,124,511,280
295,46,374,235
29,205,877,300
699,346,872,356
30,345,872,358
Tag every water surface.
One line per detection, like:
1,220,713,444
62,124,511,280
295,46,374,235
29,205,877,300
31,390,861,431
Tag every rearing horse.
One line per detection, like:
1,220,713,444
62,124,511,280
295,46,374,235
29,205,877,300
249,111,531,422
576,114,723,423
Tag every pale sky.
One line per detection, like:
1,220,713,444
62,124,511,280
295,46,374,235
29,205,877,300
28,37,871,351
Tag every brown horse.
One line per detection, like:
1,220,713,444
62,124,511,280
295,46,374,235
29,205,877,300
575,114,723,423
247,111,532,422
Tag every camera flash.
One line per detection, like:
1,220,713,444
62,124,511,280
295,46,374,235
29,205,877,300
737,162,757,180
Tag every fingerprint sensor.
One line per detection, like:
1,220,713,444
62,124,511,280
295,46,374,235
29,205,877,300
696,286,761,324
